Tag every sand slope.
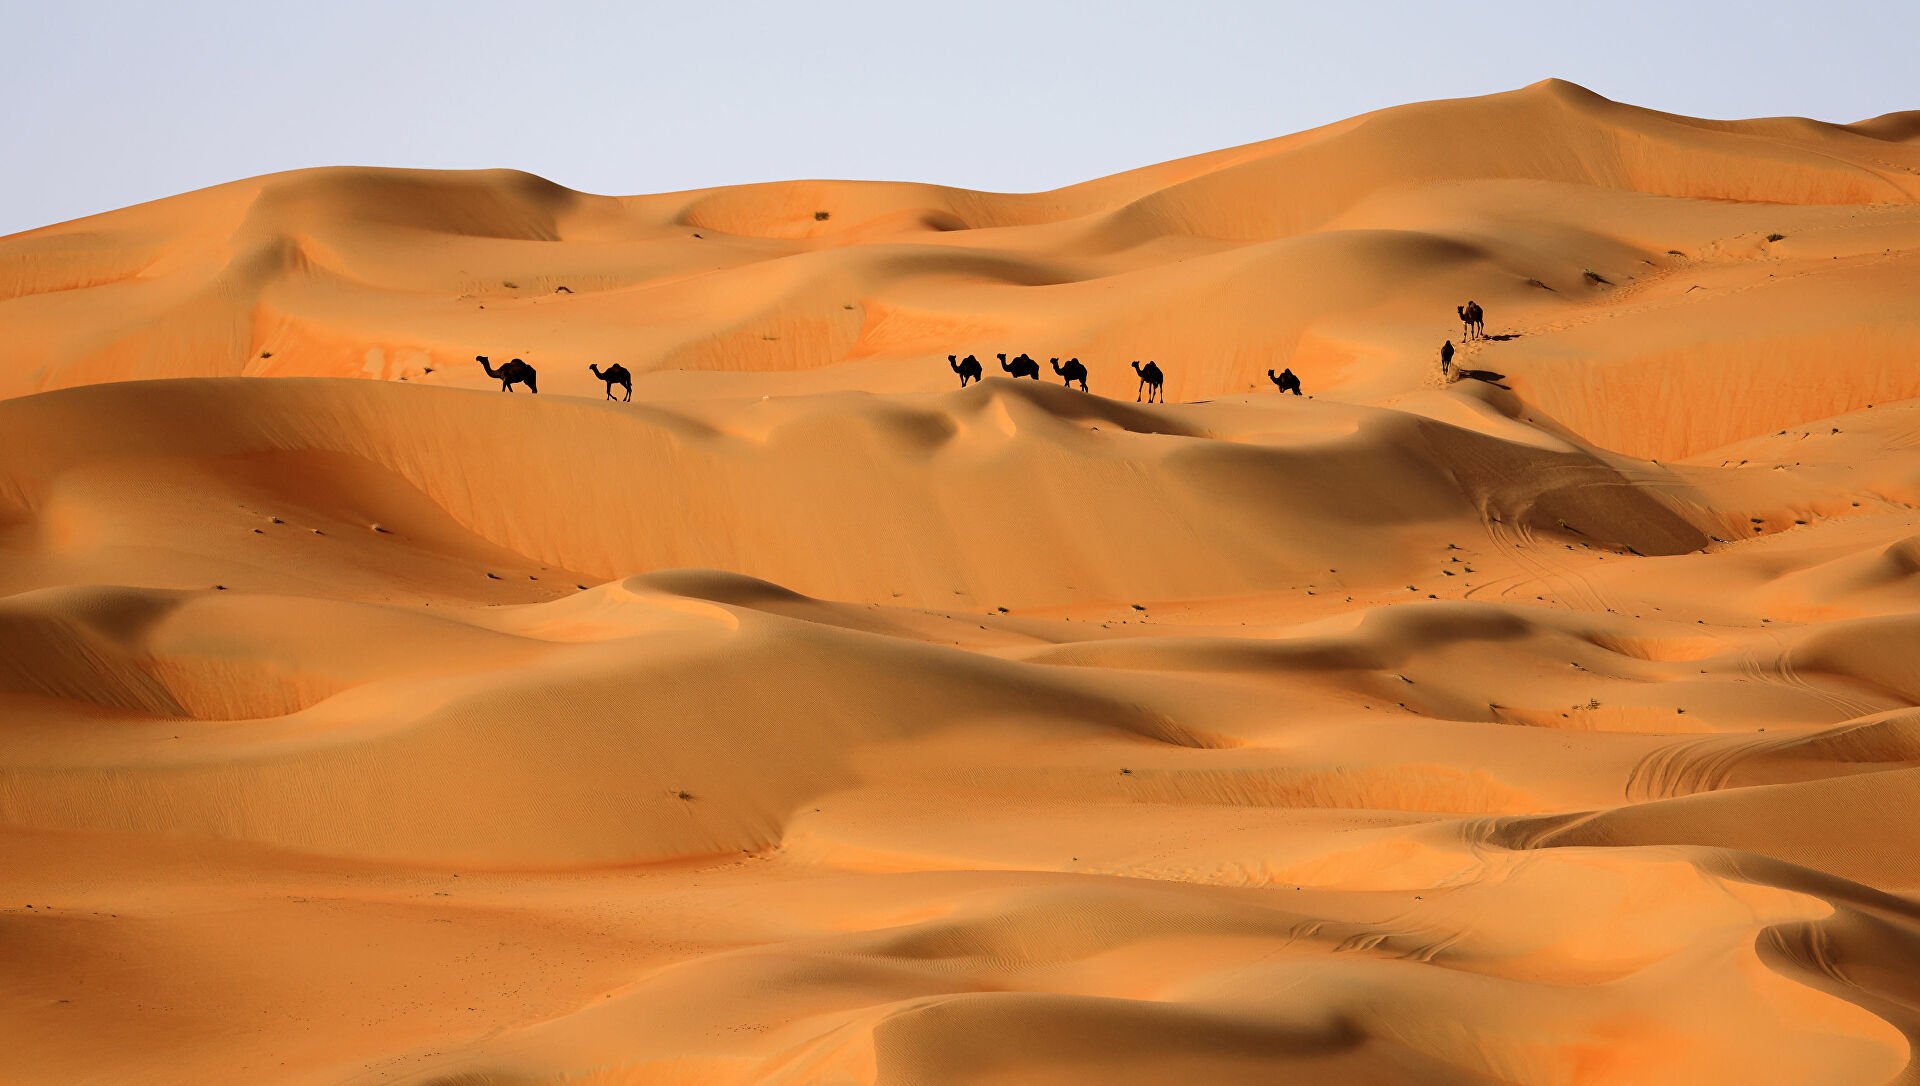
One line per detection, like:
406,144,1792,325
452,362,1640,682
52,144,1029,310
3,80,1920,1084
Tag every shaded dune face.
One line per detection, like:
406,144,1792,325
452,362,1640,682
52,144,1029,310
3,80,1920,1084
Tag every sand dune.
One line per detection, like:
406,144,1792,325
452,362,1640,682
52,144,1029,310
4,79,1920,1083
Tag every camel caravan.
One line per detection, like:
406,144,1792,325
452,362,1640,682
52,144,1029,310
477,300,1507,404
474,355,629,401
941,298,1500,404
948,352,1167,402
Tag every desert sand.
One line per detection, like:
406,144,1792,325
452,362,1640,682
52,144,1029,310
3,78,1920,1083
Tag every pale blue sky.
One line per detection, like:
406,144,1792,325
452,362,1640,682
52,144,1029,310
2,1,1914,236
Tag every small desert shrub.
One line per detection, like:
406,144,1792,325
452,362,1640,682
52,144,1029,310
1583,269,1611,285
814,210,831,221
1766,233,1786,242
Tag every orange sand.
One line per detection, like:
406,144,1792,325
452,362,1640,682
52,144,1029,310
3,79,1920,1083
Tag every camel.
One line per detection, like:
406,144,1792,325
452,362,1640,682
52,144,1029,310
1457,301,1486,341
949,353,983,387
477,355,537,393
998,352,1040,380
1440,340,1455,376
1051,356,1088,392
590,363,632,402
1132,360,1164,403
1268,367,1303,395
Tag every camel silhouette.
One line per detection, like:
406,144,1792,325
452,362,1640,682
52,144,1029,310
1132,360,1164,403
590,363,632,402
949,353,983,387
1268,367,1303,395
1457,301,1485,341
477,355,537,393
1051,356,1088,391
1440,340,1455,376
998,352,1040,380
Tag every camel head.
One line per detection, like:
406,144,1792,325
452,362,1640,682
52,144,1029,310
1050,357,1063,371
1131,360,1143,373
589,363,601,376
997,353,1007,362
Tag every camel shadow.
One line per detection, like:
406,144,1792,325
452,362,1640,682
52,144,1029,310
1486,333,1523,342
1451,368,1511,390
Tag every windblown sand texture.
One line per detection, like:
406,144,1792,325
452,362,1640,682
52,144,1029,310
5,79,1920,1083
